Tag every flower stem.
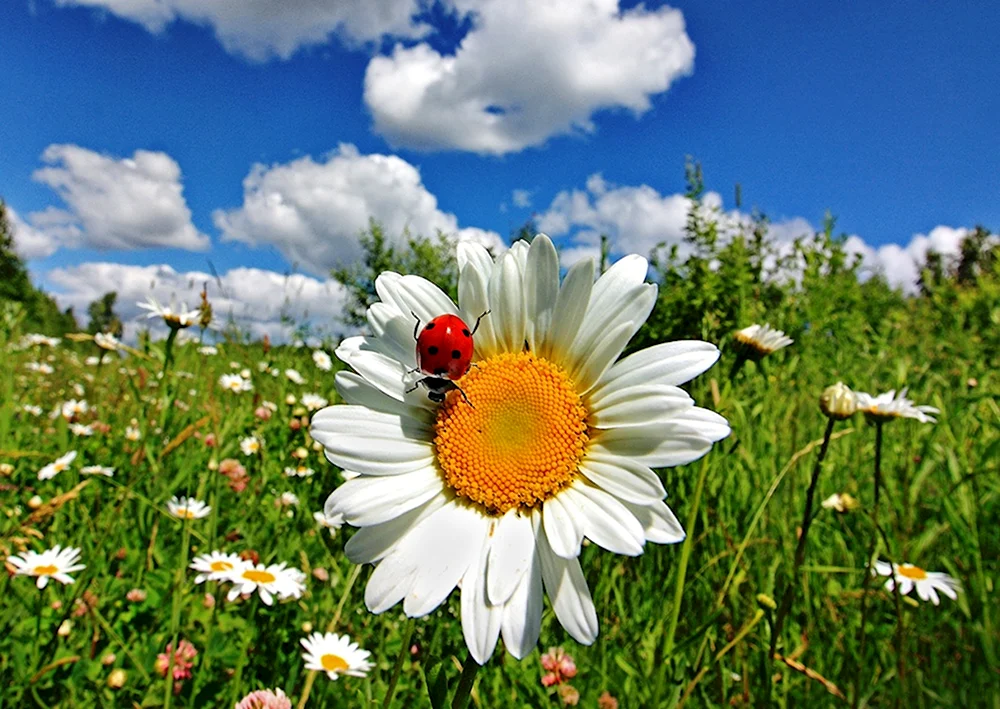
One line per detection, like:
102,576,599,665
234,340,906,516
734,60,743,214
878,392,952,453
164,520,191,709
381,617,416,709
450,651,481,709
770,416,836,657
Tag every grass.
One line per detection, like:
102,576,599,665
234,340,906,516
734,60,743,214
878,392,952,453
0,317,996,708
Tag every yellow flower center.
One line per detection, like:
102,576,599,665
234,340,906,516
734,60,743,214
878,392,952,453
178,509,196,519
434,352,588,515
320,653,349,673
242,569,276,584
34,564,59,576
209,561,232,572
897,564,927,580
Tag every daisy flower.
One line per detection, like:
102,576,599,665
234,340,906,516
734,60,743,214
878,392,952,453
8,545,85,588
198,345,218,356
300,632,373,680
26,362,55,374
874,560,961,605
285,465,315,478
226,562,306,605
820,492,859,513
21,333,61,348
314,510,344,536
60,399,89,420
70,423,94,437
189,551,247,584
278,492,300,507
285,369,306,385
38,451,77,480
167,496,211,520
311,235,729,663
240,436,262,456
236,688,292,709
22,404,43,416
94,332,121,351
733,323,793,359
219,373,253,393
301,394,329,411
81,465,115,477
313,350,333,371
854,389,939,424
137,296,200,329
125,426,142,441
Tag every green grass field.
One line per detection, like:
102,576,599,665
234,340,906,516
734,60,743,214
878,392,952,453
1,305,997,707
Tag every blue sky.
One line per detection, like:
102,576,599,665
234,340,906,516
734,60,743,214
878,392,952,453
1,0,997,337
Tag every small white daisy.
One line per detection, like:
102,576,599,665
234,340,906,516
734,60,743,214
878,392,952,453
21,404,43,416
94,332,121,351
313,350,333,371
285,369,306,385
854,389,939,424
137,296,200,329
240,436,262,456
21,334,61,348
167,496,211,520
38,451,77,480
8,545,85,588
189,551,247,584
60,399,89,420
198,345,218,356
85,356,101,366
81,465,115,477
226,562,306,606
278,492,299,507
284,465,315,478
25,362,55,374
219,373,253,394
820,492,859,513
125,426,142,442
301,632,373,680
734,323,793,359
70,423,94,437
874,560,961,605
314,510,344,536
301,394,329,411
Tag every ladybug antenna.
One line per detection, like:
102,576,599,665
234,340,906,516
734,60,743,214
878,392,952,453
410,311,422,341
471,309,491,336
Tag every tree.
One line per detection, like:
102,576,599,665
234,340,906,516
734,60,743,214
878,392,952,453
87,291,124,337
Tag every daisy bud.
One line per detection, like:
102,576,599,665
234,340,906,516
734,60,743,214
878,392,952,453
208,459,219,471
302,622,313,633
819,382,856,420
312,568,329,582
126,589,147,603
285,394,296,406
203,593,216,609
756,593,777,610
0,463,13,476
107,668,127,689
102,653,117,666
28,495,43,510
57,620,72,637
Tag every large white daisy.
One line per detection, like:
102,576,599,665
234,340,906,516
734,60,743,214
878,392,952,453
854,389,939,424
9,545,86,588
311,235,729,664
874,560,961,605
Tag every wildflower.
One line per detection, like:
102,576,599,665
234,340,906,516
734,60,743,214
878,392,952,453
126,588,147,603
312,568,329,582
854,389,939,424
874,561,961,605
8,545,85,588
301,632,373,680
285,394,297,405
285,369,306,385
292,446,309,460
81,465,115,477
154,639,198,680
819,382,856,420
263,400,278,411
285,465,315,478
102,653,117,666
190,551,246,584
733,323,793,359
21,333,61,347
28,495,44,509
254,406,273,421
0,463,13,476
60,399,89,420
541,647,577,686
70,423,94,437
236,688,292,709
558,685,580,706
314,511,344,537
26,361,55,374
301,393,329,411
94,332,121,351
125,426,142,441
821,492,860,513
220,373,253,393
242,368,253,379
227,562,306,605
598,691,619,709
137,297,200,329
21,405,43,417
38,451,77,480
167,496,211,520
107,668,127,689
219,458,249,493
198,285,213,330
198,345,218,356
278,492,300,507
57,620,73,637
240,436,262,456
312,235,728,663
313,350,333,371
85,356,101,366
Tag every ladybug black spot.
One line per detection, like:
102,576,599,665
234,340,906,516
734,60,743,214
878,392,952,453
434,367,447,376
462,328,470,337
451,349,461,359
425,322,435,329
428,345,439,355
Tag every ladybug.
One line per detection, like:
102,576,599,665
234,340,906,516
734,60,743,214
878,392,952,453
407,311,489,404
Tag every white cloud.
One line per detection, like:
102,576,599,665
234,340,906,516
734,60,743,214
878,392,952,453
27,144,208,253
511,189,533,209
213,143,504,274
364,0,695,154
845,225,971,293
6,206,64,260
50,0,428,61
44,261,346,341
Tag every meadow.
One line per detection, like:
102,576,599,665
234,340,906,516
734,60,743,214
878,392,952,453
1,211,998,707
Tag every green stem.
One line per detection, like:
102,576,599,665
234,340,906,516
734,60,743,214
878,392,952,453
163,520,191,709
382,617,416,709
450,651,481,709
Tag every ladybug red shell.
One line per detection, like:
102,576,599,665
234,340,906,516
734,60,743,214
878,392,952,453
415,313,475,381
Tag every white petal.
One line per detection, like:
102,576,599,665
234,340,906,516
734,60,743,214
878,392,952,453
345,494,449,564
563,482,645,556
588,385,693,429
487,511,535,605
543,258,594,364
591,422,715,468
663,407,731,442
523,235,559,353
579,453,666,505
571,316,641,395
337,338,416,404
334,372,434,424
536,515,599,644
378,273,459,324
591,341,721,398
457,262,498,359
622,499,686,544
365,558,418,614
367,303,418,368
500,548,543,659
325,468,443,526
542,494,583,559
461,544,503,665
311,407,434,475
457,241,495,283
489,250,526,354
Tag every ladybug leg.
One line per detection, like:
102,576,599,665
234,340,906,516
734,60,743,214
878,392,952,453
471,309,491,336
410,311,422,341
454,384,474,408
405,381,420,394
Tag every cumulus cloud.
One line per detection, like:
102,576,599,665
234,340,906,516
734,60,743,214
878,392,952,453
213,143,504,274
365,0,695,154
26,144,208,253
49,0,428,61
511,189,533,209
6,206,64,260
45,262,346,341
845,226,973,293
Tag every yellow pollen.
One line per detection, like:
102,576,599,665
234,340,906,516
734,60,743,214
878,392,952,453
242,570,276,584
320,653,349,673
434,352,588,515
897,564,927,580
34,564,59,576
179,509,196,519
209,561,232,572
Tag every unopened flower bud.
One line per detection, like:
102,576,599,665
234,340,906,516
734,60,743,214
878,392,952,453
102,653,117,666
28,495,44,510
57,620,72,637
820,382,856,420
302,621,313,633
756,593,777,610
108,668,127,689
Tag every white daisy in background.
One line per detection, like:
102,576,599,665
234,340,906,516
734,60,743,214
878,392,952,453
312,235,729,663
198,345,218,356
60,399,89,420
226,562,306,605
263,400,278,412
285,369,306,385
314,510,344,536
240,436,262,456
854,389,939,424
72,382,86,397
137,296,200,329
874,560,961,605
820,492,859,513
21,333,61,348
167,496,211,520
284,465,315,478
278,492,300,507
70,423,94,437
733,323,794,359
38,451,77,480
219,373,253,394
8,545,85,588
25,362,55,374
313,350,333,371
85,356,101,366
94,332,121,351
21,404,43,416
190,551,247,584
81,465,115,477
301,632,373,680
125,425,142,442
301,394,329,411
